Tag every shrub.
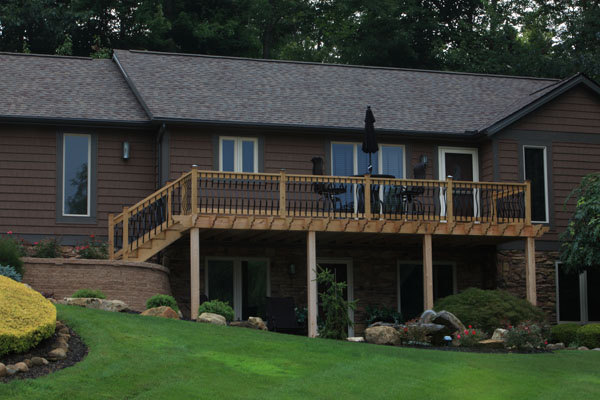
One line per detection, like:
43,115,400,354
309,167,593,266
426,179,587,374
0,265,22,282
454,326,487,347
551,323,580,345
316,266,356,340
399,324,432,346
72,289,106,299
0,236,24,275
0,275,56,355
32,238,62,258
4,231,26,257
366,304,403,325
434,288,546,334
576,324,600,349
146,294,179,312
504,322,548,351
75,235,108,259
198,300,234,322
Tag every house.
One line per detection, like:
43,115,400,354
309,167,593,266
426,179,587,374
1,50,599,335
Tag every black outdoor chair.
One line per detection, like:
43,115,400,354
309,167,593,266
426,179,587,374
266,296,304,334
311,157,344,212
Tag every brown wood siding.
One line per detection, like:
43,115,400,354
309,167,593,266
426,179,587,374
497,139,519,182
480,140,493,182
511,85,600,134
550,142,600,241
0,126,155,237
169,127,212,180
264,134,324,174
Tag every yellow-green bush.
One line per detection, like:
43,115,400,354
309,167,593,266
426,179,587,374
0,275,56,355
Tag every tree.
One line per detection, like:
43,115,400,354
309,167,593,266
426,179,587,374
560,173,600,274
316,266,356,340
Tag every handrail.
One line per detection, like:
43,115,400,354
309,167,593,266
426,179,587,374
108,168,531,260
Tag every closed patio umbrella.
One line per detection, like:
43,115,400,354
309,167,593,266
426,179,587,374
362,106,378,174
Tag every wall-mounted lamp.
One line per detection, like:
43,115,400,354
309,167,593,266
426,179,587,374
420,154,429,165
122,141,130,160
289,263,296,277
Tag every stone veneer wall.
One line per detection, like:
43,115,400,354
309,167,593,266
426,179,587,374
22,257,172,311
496,250,559,322
163,235,497,333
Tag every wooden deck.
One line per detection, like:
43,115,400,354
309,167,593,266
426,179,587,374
108,167,547,262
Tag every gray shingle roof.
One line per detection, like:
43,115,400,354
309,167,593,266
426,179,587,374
114,49,559,134
0,52,149,123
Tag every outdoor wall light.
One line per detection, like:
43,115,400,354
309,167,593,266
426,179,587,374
122,141,130,160
289,263,296,277
420,154,429,165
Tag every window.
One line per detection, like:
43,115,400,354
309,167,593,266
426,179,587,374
523,146,549,223
331,142,405,177
219,137,258,172
62,134,91,216
397,262,456,320
556,262,600,323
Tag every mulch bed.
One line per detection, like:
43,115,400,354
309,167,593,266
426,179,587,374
0,325,88,383
399,344,550,354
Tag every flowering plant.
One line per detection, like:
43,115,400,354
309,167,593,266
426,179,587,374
75,235,108,259
4,230,27,256
398,322,431,346
453,325,487,347
504,322,549,351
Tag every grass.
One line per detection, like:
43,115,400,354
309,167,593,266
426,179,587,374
1,305,599,400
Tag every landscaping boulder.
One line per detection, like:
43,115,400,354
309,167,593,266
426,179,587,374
198,312,227,326
364,326,401,346
419,309,437,324
141,306,180,319
48,348,67,361
14,362,29,372
491,328,508,341
367,321,397,328
547,342,565,351
5,365,18,376
347,337,365,343
577,346,589,351
0,363,6,377
432,311,466,334
61,297,129,312
31,357,48,366
407,322,447,346
248,317,267,331
478,339,505,349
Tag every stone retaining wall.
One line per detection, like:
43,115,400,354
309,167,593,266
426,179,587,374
22,258,172,311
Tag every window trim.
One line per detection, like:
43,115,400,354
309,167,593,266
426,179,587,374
330,141,406,178
56,132,97,224
523,145,550,224
555,261,598,324
396,260,457,315
218,136,259,173
438,146,480,182
205,256,271,321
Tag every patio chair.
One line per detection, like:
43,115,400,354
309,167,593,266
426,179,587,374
311,157,344,212
266,296,304,334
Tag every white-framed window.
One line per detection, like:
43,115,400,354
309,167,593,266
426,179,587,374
523,146,549,223
397,261,457,320
330,142,405,178
555,262,599,323
219,136,258,173
62,133,91,217
205,257,270,321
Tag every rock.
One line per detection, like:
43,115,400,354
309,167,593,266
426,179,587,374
23,359,33,368
198,312,227,325
55,338,69,351
49,298,58,304
14,362,29,372
593,348,600,351
347,336,365,343
5,365,18,376
141,306,180,319
48,348,67,360
0,363,6,377
432,310,466,334
491,328,508,341
411,323,449,346
61,297,129,312
59,327,70,335
367,321,396,328
577,346,589,351
58,333,70,340
248,317,267,331
55,321,66,330
478,339,505,349
364,326,402,346
419,309,437,324
546,342,565,351
229,319,267,330
31,357,48,366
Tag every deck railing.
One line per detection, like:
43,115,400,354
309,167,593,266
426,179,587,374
109,167,531,259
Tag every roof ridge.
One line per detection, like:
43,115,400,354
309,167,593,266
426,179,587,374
120,49,560,82
0,51,92,61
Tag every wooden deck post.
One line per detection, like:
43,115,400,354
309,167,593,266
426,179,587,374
279,169,287,217
190,227,200,320
364,174,372,220
307,231,318,338
446,176,454,223
423,234,434,310
122,206,129,257
191,165,199,215
525,236,537,305
108,213,114,260
525,180,532,224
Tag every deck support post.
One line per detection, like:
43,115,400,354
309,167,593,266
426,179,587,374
423,234,434,310
525,236,537,306
307,231,318,338
190,228,200,320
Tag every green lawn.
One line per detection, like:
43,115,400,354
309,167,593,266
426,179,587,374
2,306,599,400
